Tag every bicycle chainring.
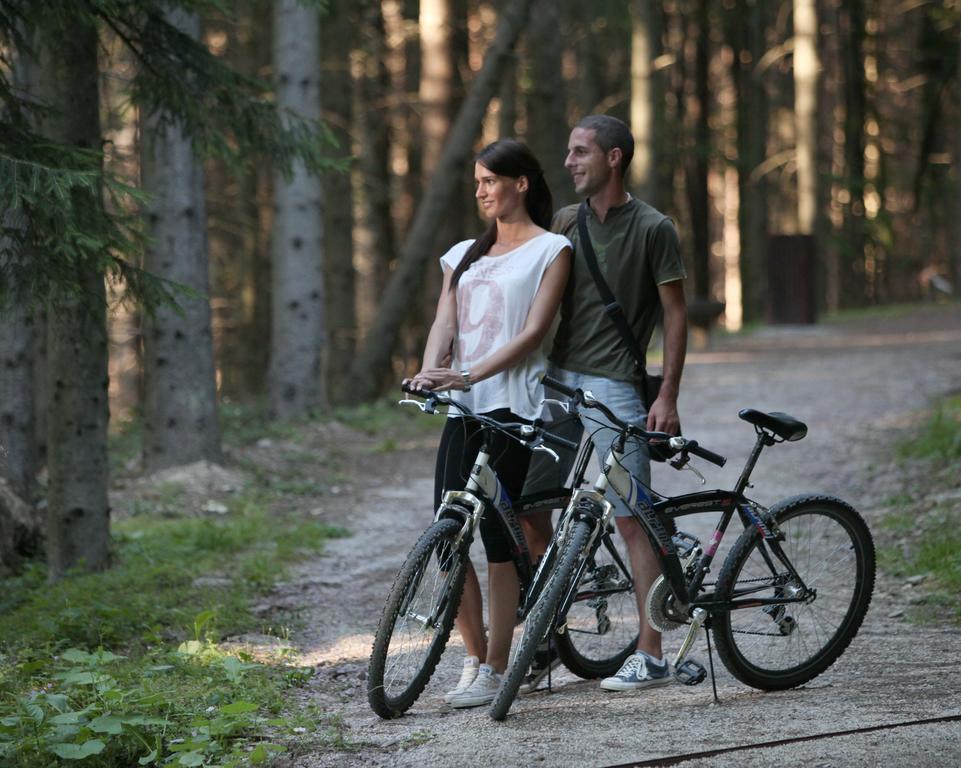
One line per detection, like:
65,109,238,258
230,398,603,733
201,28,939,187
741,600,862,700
645,575,688,632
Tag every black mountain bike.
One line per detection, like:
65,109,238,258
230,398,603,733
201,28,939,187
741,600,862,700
489,376,875,720
367,385,640,719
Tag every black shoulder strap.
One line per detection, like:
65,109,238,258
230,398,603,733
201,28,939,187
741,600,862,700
576,201,651,387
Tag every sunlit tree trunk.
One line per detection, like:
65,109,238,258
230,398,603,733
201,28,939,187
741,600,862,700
347,0,537,400
36,20,110,579
142,10,222,470
629,0,660,205
322,0,355,403
268,0,326,418
794,0,818,236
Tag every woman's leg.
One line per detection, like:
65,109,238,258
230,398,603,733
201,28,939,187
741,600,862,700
453,560,487,659
484,561,520,673
434,416,488,659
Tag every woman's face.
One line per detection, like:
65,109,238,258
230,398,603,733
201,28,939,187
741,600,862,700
474,162,526,221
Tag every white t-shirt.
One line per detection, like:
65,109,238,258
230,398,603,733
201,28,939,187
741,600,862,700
439,231,571,420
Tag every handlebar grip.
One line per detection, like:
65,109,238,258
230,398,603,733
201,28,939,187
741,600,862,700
687,441,726,467
402,382,433,397
540,429,580,452
542,375,577,399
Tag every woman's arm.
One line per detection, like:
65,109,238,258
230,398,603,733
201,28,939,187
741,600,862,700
405,266,457,389
419,247,571,390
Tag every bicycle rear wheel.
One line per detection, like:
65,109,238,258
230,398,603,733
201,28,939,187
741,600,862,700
555,530,637,678
713,494,875,690
489,519,593,721
368,518,469,718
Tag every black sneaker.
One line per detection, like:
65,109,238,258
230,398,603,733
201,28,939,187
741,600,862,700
521,643,561,694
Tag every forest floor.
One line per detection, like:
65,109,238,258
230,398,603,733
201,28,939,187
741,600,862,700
263,302,961,768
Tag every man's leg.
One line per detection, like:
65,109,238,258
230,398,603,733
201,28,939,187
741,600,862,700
615,516,662,658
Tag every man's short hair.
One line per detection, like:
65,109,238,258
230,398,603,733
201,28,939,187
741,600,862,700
576,115,635,178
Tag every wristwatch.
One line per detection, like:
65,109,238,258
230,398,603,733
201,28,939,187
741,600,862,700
460,369,472,392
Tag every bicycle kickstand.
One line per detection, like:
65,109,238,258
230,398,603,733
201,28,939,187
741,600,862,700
672,607,720,703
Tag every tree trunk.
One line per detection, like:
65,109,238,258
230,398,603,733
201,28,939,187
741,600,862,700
268,0,326,418
685,0,711,304
794,0,819,236
141,10,222,470
527,0,573,208
354,1,397,343
347,0,536,400
34,19,110,579
837,0,866,306
732,0,769,324
956,23,961,296
322,0,355,404
0,303,35,500
629,0,661,205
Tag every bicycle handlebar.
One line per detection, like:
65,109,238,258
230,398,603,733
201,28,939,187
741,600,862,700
400,382,579,453
542,375,727,468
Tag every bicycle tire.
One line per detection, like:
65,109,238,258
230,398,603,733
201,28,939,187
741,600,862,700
489,519,593,721
555,530,637,678
368,518,469,718
713,494,875,690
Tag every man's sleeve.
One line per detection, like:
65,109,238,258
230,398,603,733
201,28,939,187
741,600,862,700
650,218,686,285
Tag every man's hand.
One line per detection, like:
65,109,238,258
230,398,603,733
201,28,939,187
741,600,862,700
647,394,680,435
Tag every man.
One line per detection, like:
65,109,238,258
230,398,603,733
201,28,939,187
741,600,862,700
525,114,688,692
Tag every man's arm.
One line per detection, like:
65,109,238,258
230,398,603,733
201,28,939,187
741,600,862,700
647,279,687,434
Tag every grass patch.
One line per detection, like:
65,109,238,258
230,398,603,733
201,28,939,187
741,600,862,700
0,497,347,766
897,394,961,462
333,397,442,438
879,393,961,623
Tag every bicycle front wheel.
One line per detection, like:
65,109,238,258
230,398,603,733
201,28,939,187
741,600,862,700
713,494,875,690
555,530,637,678
368,518,469,718
489,519,593,721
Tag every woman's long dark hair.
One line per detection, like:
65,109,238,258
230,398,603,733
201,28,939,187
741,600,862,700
449,139,553,290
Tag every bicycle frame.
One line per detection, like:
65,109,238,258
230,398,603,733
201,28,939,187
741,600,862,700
600,433,815,615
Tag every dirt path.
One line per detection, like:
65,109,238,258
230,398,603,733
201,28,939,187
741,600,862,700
283,304,961,767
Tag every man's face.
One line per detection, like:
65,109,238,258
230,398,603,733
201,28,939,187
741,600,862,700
564,127,613,196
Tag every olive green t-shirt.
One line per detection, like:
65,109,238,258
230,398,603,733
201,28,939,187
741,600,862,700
549,197,686,382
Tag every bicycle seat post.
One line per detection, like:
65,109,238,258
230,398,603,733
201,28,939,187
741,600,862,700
733,430,774,495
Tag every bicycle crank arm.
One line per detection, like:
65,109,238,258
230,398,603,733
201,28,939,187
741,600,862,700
673,607,707,669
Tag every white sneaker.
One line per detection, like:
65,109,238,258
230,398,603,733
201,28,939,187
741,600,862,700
449,663,502,708
600,651,673,692
443,656,479,703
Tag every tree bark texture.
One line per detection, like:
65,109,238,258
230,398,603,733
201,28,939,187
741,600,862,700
347,0,536,401
0,36,39,504
322,0,355,404
0,303,35,500
35,19,110,579
268,0,326,418
142,11,222,469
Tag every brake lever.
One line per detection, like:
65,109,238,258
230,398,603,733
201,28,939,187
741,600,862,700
539,398,571,414
531,443,560,463
398,397,437,415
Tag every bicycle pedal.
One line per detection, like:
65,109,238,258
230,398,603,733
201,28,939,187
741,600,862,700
674,658,707,686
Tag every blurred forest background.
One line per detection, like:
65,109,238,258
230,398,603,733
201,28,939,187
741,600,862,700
1,0,960,576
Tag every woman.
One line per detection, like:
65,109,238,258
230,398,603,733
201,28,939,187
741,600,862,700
405,139,571,708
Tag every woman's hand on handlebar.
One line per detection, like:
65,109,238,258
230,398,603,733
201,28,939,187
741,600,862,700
402,371,438,393
411,367,466,392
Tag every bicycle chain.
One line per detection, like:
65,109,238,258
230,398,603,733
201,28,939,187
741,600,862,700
698,575,794,637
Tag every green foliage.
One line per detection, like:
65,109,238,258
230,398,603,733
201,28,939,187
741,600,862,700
0,499,347,766
897,395,961,462
0,0,344,310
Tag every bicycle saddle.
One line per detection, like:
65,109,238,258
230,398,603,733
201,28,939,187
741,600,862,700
738,409,808,442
